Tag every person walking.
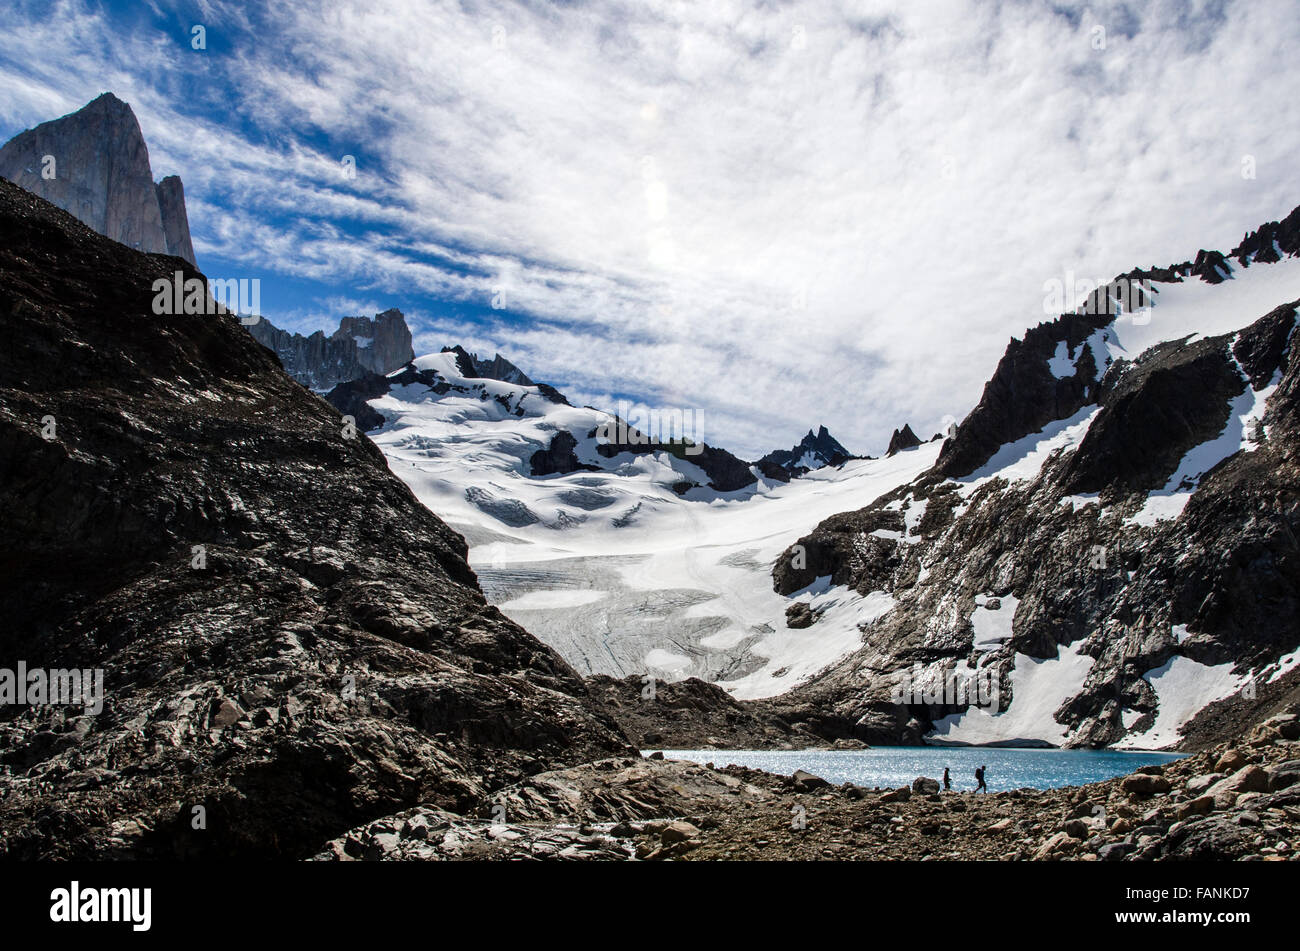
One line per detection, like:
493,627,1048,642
942,767,951,792
974,764,987,793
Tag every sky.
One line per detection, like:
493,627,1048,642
1,0,1298,459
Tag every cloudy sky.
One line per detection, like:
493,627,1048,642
2,0,1298,458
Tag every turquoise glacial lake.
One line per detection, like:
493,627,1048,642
647,747,1186,792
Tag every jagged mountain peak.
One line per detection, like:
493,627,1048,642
248,309,414,391
0,92,196,265
758,424,853,481
83,90,132,113
886,423,922,456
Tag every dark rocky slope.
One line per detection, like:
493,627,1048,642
0,179,631,859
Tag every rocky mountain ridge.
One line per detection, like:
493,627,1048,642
761,203,1300,750
248,309,415,391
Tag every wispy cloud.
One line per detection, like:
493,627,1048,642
2,0,1297,458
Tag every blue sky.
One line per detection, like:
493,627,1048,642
2,0,1299,458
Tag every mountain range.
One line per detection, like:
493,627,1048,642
247,310,415,391
300,205,1300,752
2,92,1297,761
2,89,1300,867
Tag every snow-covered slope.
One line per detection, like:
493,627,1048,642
347,349,937,698
768,206,1300,749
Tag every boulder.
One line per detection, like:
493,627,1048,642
1160,816,1259,860
1121,773,1171,796
1267,760,1300,792
660,820,702,844
1098,841,1133,861
785,602,814,629
1176,796,1216,820
1251,714,1300,743
792,770,831,792
1215,749,1248,772
1206,765,1271,800
1186,773,1224,796
210,698,244,728
1033,832,1080,860
912,776,941,795
1061,818,1090,839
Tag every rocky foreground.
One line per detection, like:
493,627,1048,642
317,709,1300,861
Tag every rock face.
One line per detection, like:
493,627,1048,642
0,93,196,265
758,425,855,481
764,205,1300,749
154,175,195,263
248,308,415,391
530,430,598,477
0,179,631,859
338,310,416,376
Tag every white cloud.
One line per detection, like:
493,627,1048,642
2,0,1299,457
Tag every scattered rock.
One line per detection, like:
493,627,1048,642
1121,773,1171,797
792,770,831,793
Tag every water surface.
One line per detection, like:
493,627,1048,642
647,747,1185,792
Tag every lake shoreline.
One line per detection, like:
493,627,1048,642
322,717,1300,861
641,747,1188,794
